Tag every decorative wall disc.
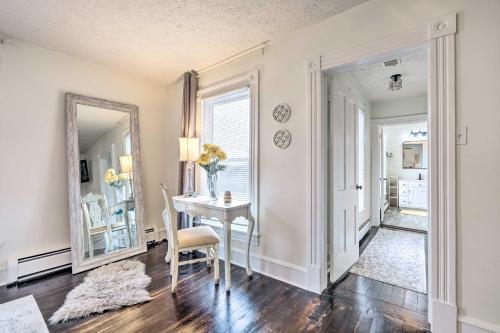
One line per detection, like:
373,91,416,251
273,104,291,123
273,129,291,149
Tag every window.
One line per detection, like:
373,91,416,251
196,71,259,241
123,132,131,155
199,87,250,202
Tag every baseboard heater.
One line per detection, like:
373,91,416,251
7,248,72,286
145,226,158,246
7,227,163,286
359,218,371,231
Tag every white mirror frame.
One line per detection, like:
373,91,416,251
66,93,147,274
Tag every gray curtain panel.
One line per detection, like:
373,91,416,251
178,70,198,228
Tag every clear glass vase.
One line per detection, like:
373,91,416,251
207,172,219,200
114,185,127,203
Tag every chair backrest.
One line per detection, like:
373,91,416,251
160,183,178,249
81,192,109,230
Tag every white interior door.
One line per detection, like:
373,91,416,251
371,125,383,226
380,128,386,222
330,78,359,283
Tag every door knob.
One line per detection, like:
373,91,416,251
356,185,363,190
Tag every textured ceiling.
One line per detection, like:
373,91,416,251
350,51,428,102
0,0,368,84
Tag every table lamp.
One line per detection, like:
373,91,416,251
179,137,199,197
119,155,134,199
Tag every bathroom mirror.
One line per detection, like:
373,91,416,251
402,140,428,169
66,93,146,274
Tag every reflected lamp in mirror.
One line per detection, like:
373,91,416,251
119,155,134,199
179,137,199,197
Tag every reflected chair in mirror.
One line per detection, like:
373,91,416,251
81,193,131,258
81,193,113,258
108,200,134,249
160,183,220,293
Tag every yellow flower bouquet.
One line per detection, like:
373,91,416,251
196,144,227,199
103,168,122,189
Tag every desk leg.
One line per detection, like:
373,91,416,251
165,247,172,264
224,220,231,292
246,215,255,276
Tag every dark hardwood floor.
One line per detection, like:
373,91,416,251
0,242,430,332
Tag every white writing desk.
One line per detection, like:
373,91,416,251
171,196,255,291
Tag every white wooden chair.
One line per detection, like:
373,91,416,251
160,183,220,293
81,192,113,258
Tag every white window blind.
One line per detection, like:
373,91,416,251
199,87,250,202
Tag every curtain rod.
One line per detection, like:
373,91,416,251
196,40,269,77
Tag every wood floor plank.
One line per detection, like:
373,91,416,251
365,280,385,298
403,289,419,311
348,275,373,295
0,243,430,332
378,283,395,303
417,293,428,314
390,286,406,306
353,307,375,332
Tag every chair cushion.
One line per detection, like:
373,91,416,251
177,226,220,249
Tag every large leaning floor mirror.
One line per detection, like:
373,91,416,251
66,93,146,273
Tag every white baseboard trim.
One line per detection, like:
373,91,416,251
459,316,500,333
306,265,322,293
157,227,167,243
431,299,458,333
210,245,308,290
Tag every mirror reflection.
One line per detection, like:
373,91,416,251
77,104,137,259
402,140,427,169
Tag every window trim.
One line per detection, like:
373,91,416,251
196,71,260,244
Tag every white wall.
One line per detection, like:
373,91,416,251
160,0,500,329
372,95,427,119
384,123,428,181
0,40,169,270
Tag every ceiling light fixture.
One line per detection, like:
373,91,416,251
383,58,401,68
389,74,402,91
410,128,428,138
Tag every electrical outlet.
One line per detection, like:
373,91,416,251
456,127,467,145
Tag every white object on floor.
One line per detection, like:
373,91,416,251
350,228,427,294
400,209,428,217
49,260,151,324
0,295,49,333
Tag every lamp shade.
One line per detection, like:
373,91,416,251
119,155,133,173
179,137,200,162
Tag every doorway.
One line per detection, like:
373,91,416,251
377,121,429,233
326,45,430,299
307,14,457,330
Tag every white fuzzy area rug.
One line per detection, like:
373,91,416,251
350,228,427,294
50,260,151,324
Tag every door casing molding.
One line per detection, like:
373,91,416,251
306,13,457,332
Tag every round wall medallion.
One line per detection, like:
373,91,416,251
273,129,291,149
273,104,291,123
